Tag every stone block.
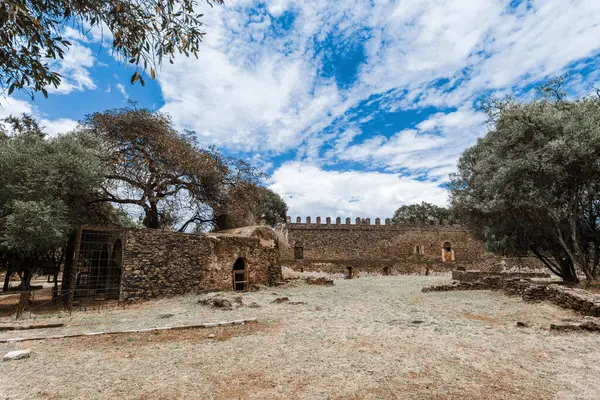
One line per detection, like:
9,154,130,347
3,349,31,361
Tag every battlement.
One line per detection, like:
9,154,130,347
285,216,459,228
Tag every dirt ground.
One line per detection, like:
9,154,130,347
1,274,599,400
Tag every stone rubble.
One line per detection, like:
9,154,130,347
3,349,31,361
423,270,600,318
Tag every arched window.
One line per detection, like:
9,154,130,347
232,258,248,291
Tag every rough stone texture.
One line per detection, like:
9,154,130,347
305,277,334,286
3,349,30,361
282,218,544,274
451,270,551,282
425,272,600,318
119,228,281,301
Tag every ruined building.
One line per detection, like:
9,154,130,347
62,226,282,307
280,216,542,274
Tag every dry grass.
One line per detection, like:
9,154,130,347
1,274,599,399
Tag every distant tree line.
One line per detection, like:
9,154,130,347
0,108,287,293
391,202,455,225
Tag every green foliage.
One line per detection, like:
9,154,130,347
0,0,223,98
0,115,106,283
392,202,453,225
259,188,288,227
450,80,600,282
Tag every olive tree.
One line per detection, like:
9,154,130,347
1,0,223,98
450,83,600,283
0,115,106,293
392,202,453,225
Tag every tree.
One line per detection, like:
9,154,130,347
1,0,223,98
215,185,288,230
0,115,106,295
83,107,263,232
392,202,453,225
259,188,288,226
450,81,600,283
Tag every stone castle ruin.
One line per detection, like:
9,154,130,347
61,225,282,307
59,215,544,307
281,216,543,275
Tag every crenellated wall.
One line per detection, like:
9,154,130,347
282,216,543,274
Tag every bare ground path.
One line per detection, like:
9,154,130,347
1,275,599,399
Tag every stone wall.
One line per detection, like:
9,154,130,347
451,270,551,282
426,272,600,317
120,229,279,301
282,217,544,274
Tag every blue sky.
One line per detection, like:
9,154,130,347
2,0,600,220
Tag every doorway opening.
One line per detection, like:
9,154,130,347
232,258,248,291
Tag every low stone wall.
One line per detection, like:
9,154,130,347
451,270,551,282
424,273,600,317
285,259,480,275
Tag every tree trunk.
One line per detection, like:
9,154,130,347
52,271,59,301
15,270,32,319
3,271,11,292
144,203,161,229
559,258,579,284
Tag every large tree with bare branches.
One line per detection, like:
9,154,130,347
83,107,263,231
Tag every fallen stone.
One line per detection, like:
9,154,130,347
288,301,306,305
411,320,425,325
516,321,530,328
0,323,64,331
271,297,290,304
158,313,174,319
579,321,600,332
248,302,261,308
306,277,334,286
550,323,581,331
198,297,233,310
233,296,244,305
3,349,31,361
207,334,216,339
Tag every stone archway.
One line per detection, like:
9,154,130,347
232,257,248,291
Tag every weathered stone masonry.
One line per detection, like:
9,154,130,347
281,217,543,274
63,226,281,304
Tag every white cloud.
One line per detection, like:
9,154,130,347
0,98,33,118
39,118,78,137
157,0,600,152
0,98,77,137
269,162,449,219
153,0,600,216
116,83,129,100
47,41,97,95
335,108,487,180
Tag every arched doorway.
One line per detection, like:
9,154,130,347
232,258,248,291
